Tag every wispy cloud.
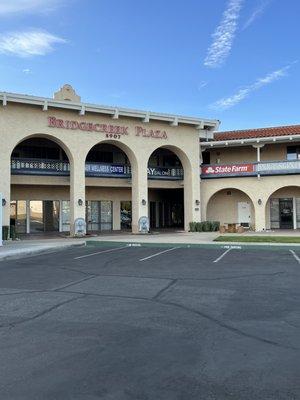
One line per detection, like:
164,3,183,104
0,30,66,57
0,0,60,16
22,68,32,74
210,63,296,110
204,0,243,68
198,81,209,90
243,0,271,30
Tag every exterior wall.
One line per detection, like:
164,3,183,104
206,143,288,164
1,102,202,234
206,189,254,227
201,175,300,231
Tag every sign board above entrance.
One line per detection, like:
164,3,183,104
47,117,168,140
202,163,255,176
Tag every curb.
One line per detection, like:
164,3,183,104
0,242,86,262
86,240,300,251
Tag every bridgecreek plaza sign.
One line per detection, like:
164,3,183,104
47,116,168,139
201,160,300,178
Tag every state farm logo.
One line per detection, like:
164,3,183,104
205,166,215,173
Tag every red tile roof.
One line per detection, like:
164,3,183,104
214,125,300,141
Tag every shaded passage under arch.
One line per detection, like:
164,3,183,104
207,188,255,229
266,186,300,230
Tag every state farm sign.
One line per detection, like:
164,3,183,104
202,163,255,176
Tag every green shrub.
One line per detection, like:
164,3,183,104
10,225,18,240
189,221,220,232
211,221,220,231
196,222,202,232
2,226,9,240
189,222,197,232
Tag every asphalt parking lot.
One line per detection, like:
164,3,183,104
0,243,299,400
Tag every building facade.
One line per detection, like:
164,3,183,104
201,126,300,231
1,85,300,236
0,85,218,236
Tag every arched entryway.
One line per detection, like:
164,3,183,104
147,146,185,231
85,141,136,232
206,188,255,229
266,186,300,230
10,136,71,235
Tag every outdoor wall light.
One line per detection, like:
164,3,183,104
2,199,6,206
195,200,200,206
78,199,83,206
141,199,147,206
258,199,262,205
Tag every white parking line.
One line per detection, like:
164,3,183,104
289,249,300,264
213,248,232,263
139,247,177,262
74,246,128,260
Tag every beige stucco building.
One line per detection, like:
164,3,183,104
1,85,300,236
0,85,218,236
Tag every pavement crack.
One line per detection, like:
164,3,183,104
52,274,98,291
156,299,299,351
152,279,178,300
0,294,85,330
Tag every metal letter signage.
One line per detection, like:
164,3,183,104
48,117,168,140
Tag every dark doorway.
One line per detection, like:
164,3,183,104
279,198,293,229
149,189,184,230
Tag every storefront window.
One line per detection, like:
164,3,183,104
10,200,27,234
121,201,132,230
270,198,280,229
296,198,300,229
86,200,113,231
287,146,300,160
61,201,70,232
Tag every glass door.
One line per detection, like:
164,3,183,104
100,201,112,231
279,199,293,229
86,201,101,231
30,201,44,233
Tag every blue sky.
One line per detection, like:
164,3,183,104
0,0,299,131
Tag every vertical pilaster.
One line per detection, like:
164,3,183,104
131,157,148,233
70,156,86,236
0,152,11,228
254,198,266,231
183,163,201,231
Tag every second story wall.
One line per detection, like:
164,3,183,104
203,143,291,164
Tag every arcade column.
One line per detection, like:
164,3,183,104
70,156,86,236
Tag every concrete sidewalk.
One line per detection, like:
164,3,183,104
2,229,300,261
0,238,85,261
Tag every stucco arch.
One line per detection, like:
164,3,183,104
9,132,74,165
84,139,138,171
146,144,193,174
146,144,200,231
206,187,255,228
264,185,300,230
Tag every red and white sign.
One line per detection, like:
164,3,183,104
202,163,255,176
